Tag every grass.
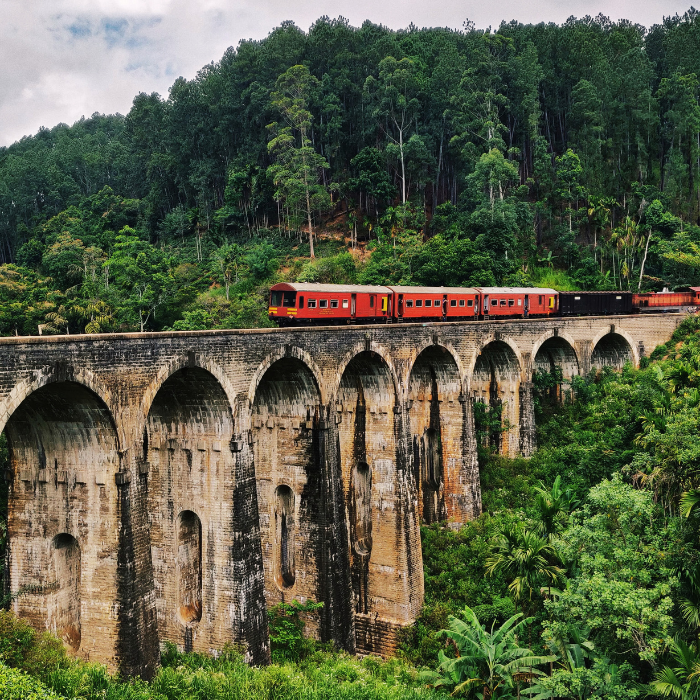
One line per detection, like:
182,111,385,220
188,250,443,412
528,266,578,290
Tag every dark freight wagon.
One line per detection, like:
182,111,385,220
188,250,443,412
558,291,633,316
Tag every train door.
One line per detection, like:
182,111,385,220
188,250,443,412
381,296,388,318
370,295,376,317
524,295,529,319
483,294,490,317
442,294,448,318
398,294,404,319
351,294,357,318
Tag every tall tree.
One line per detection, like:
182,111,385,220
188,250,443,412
267,65,331,258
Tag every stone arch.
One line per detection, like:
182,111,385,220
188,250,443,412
330,340,400,404
530,331,580,376
590,329,638,369
469,339,523,456
146,366,235,653
0,365,119,445
137,354,238,451
407,345,465,524
532,334,580,404
4,380,120,662
402,339,466,396
249,346,326,406
336,349,420,637
252,356,324,638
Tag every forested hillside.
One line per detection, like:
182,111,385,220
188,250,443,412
2,10,700,334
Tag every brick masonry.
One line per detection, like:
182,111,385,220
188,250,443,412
0,313,686,676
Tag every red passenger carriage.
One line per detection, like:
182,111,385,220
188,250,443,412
477,288,558,318
390,286,480,321
268,283,392,325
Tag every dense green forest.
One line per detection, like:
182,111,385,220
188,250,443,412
2,316,700,698
3,11,700,334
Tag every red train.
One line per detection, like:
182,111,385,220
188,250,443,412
268,283,558,325
268,283,700,326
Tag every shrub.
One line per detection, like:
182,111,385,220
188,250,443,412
0,662,65,700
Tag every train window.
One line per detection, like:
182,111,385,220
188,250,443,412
508,299,514,307
320,299,328,308
283,292,296,306
539,295,543,304
518,299,522,306
330,299,339,308
549,297,555,308
616,296,622,300
465,300,472,307
406,300,414,308
270,291,283,306
574,296,581,300
299,296,304,308
370,296,374,308
450,299,457,307
491,299,498,307
342,299,349,309
416,300,423,307
425,300,432,307
500,300,507,306
307,299,317,308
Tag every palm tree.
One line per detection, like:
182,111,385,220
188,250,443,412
681,490,700,519
650,637,700,699
485,526,566,612
533,476,579,538
421,606,555,699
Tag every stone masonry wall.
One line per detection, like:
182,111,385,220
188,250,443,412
0,313,687,674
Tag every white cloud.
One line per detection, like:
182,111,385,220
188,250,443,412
0,0,693,147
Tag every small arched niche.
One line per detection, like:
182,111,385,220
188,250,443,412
591,333,634,370
351,462,372,556
177,510,202,625
48,533,81,651
274,485,296,589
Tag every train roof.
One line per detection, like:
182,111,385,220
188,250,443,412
476,287,558,295
270,282,392,294
388,286,480,294
559,290,632,295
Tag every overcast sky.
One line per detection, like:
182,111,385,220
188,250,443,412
0,0,693,148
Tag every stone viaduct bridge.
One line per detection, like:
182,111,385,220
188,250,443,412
0,313,685,677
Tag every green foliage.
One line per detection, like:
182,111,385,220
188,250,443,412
0,612,69,680
421,606,555,698
0,663,64,700
546,476,680,667
268,599,324,662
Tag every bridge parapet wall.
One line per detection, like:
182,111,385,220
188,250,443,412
0,313,686,672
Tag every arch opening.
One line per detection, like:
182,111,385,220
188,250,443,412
146,367,234,649
337,351,397,618
591,333,634,370
470,341,521,456
408,346,461,524
3,381,118,658
253,357,322,632
533,337,580,408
